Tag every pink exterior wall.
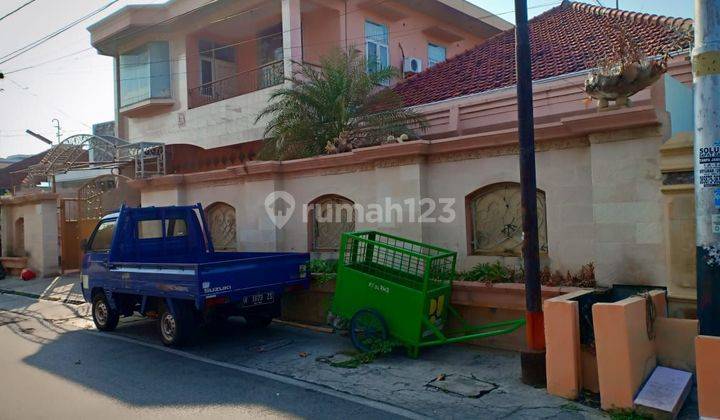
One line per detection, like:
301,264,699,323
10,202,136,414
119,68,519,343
340,0,485,74
91,0,498,146
301,4,341,65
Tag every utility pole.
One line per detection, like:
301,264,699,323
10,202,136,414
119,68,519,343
51,118,62,143
514,0,544,385
693,0,720,336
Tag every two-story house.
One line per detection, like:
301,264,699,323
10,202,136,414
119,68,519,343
89,1,697,315
89,0,511,148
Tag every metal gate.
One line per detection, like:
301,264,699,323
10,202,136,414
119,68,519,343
59,198,81,272
60,175,139,272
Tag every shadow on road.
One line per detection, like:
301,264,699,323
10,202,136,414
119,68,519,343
19,317,395,419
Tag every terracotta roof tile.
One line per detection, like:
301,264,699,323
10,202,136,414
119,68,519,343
394,0,693,107
0,151,49,191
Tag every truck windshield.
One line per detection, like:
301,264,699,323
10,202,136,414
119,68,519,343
90,219,117,251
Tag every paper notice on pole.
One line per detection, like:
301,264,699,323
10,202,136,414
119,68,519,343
698,146,720,187
713,214,720,234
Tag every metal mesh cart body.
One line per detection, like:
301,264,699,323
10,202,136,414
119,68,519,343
332,230,525,357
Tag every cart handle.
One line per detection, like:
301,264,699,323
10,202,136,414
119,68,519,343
419,319,526,347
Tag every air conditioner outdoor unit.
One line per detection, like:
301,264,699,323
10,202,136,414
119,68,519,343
403,57,423,74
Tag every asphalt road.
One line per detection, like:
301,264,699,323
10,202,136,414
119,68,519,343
0,293,407,420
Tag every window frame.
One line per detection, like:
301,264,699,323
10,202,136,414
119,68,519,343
166,218,189,238
465,183,549,257
307,194,356,252
118,41,171,108
205,202,237,252
364,20,390,82
427,43,447,67
137,219,164,240
87,218,117,252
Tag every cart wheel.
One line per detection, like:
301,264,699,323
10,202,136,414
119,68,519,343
350,309,388,353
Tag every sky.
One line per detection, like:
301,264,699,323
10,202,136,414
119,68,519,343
0,0,695,158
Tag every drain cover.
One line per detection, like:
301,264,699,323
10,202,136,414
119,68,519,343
427,375,497,398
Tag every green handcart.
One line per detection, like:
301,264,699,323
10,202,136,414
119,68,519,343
332,230,525,358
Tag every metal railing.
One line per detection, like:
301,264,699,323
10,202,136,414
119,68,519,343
188,60,284,109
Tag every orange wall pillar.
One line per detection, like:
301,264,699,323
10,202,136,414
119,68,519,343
544,290,590,399
696,335,720,418
592,292,664,410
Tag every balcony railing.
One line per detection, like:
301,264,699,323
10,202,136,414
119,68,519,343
188,60,284,109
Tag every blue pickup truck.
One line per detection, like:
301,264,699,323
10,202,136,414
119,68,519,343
80,204,309,346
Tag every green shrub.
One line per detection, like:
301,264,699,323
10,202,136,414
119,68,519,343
308,258,338,283
456,261,516,283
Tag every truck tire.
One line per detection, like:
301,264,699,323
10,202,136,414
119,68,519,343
92,293,120,332
158,302,198,347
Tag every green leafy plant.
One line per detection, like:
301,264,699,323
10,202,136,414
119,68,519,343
256,48,427,160
330,338,398,368
456,261,516,283
455,261,596,288
308,258,338,284
608,409,651,420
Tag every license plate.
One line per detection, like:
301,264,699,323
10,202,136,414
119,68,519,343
242,291,274,307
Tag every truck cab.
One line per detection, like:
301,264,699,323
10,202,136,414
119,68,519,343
81,204,309,346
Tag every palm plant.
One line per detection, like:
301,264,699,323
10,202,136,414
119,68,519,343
256,48,427,160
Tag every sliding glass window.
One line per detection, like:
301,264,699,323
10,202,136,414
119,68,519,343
119,41,171,107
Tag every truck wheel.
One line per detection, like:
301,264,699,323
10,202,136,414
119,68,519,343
245,315,273,328
92,293,119,332
158,303,198,347
350,309,388,353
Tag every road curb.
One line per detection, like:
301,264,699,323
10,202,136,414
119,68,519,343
0,288,85,305
88,329,428,419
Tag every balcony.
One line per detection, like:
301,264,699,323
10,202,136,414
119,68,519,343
188,60,284,109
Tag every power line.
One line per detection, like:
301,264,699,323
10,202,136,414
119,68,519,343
0,0,119,65
3,48,96,75
5,78,92,128
2,0,564,111
0,0,38,22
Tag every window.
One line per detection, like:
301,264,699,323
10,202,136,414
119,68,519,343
309,195,356,251
365,21,389,79
198,39,236,97
166,219,188,237
89,219,117,252
200,40,236,62
467,183,548,256
138,220,163,239
206,202,237,251
258,27,284,89
119,42,171,107
427,43,446,67
200,59,213,96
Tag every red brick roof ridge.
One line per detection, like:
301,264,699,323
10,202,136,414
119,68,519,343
569,1,693,31
392,0,694,107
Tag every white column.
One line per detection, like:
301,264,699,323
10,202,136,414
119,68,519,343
281,0,302,82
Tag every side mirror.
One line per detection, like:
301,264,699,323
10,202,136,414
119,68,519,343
80,239,88,252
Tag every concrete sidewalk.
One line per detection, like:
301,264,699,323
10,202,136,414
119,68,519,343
0,274,84,304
